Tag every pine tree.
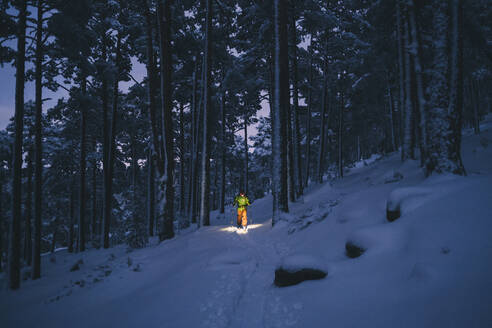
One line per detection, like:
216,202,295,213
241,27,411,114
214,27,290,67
272,0,289,225
426,0,465,175
9,0,27,290
32,0,46,279
157,0,175,238
199,0,213,227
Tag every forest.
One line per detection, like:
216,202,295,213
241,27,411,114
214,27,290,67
0,0,491,296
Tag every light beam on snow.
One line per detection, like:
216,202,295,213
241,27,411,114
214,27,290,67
219,223,264,233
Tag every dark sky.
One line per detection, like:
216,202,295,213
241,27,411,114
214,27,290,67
0,59,267,140
0,63,67,130
0,57,146,130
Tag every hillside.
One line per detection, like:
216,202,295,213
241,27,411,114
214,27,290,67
1,116,492,328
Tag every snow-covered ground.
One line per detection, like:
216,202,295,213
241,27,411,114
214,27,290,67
2,116,492,328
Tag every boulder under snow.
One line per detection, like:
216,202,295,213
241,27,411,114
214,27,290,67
274,254,327,287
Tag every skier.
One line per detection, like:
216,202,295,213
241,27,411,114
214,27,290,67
233,190,251,230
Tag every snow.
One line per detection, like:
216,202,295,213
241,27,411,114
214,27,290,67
279,254,327,273
2,116,492,327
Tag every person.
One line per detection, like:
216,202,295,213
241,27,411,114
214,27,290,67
233,190,250,230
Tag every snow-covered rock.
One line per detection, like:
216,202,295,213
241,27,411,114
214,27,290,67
275,254,327,287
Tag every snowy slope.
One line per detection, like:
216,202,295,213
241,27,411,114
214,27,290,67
1,116,492,328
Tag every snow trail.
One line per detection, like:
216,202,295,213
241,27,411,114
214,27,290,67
199,222,295,328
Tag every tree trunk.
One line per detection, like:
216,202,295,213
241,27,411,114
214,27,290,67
101,39,110,248
219,91,226,214
287,94,295,202
272,0,289,225
471,80,480,134
24,153,32,265
290,15,303,197
338,90,344,178
387,82,396,152
447,0,466,174
402,7,413,161
304,48,313,188
103,37,121,248
147,147,155,236
179,103,185,215
426,0,465,175
68,182,75,253
143,0,163,163
91,139,97,238
188,58,199,224
285,20,295,201
50,218,58,253
396,1,406,156
213,159,218,211
32,0,43,280
357,135,361,161
157,0,175,239
317,58,328,184
199,0,212,227
244,115,248,195
78,77,87,252
408,0,427,163
143,0,159,237
131,131,139,240
279,0,289,215
9,0,27,290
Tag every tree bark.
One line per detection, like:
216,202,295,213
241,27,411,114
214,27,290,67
188,58,199,224
143,0,165,170
68,181,75,253
287,93,295,202
402,7,413,161
396,1,406,156
338,89,344,178
179,103,185,215
131,130,139,241
24,154,33,264
101,38,110,248
408,0,427,163
199,0,212,227
243,115,248,195
24,153,32,265
91,139,97,238
157,0,175,238
317,58,329,183
304,48,313,188
50,218,58,253
142,0,159,237
290,14,303,197
213,159,218,211
425,0,465,175
470,80,480,134
357,135,361,161
447,0,466,174
32,0,44,280
387,82,396,152
147,147,155,236
272,0,289,225
9,0,27,290
103,37,121,248
219,91,226,214
78,77,87,252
